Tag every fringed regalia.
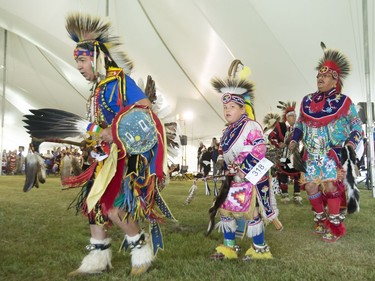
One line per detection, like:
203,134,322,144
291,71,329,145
64,68,174,255
292,89,362,184
268,101,302,203
63,14,175,256
22,13,177,276
218,114,278,223
207,60,277,259
290,42,363,242
269,121,300,177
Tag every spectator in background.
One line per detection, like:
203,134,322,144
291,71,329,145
201,147,213,177
210,138,220,176
197,141,206,172
268,101,302,205
8,150,17,175
15,146,25,175
43,150,54,176
52,147,61,175
2,150,7,175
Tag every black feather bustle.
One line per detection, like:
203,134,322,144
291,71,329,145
205,176,233,236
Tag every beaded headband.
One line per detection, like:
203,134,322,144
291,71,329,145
318,65,338,79
221,93,245,106
73,48,94,59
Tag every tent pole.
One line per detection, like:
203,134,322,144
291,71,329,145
0,29,8,176
362,0,375,196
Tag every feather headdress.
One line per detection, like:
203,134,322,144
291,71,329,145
66,13,133,76
316,42,351,93
211,59,255,119
263,112,281,132
277,101,296,122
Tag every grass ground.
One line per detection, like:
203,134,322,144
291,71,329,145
0,175,375,281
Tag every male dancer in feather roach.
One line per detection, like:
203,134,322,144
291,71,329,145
289,42,362,242
206,70,279,260
64,13,174,276
268,101,302,204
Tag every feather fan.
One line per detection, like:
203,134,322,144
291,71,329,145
23,108,89,139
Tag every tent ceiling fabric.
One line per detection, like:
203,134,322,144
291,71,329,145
0,0,373,150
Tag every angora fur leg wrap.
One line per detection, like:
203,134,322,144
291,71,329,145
127,233,154,276
71,238,112,275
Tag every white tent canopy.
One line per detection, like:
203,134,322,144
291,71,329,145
0,0,374,171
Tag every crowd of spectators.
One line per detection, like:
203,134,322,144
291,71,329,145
1,145,88,176
1,146,25,175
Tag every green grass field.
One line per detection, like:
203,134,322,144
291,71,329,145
0,175,374,281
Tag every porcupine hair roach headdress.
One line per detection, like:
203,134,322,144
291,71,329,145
277,101,296,123
66,13,133,79
316,42,351,93
211,59,256,120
